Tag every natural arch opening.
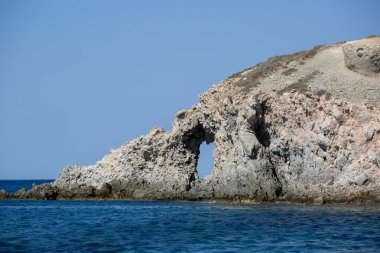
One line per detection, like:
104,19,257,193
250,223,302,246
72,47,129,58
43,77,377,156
182,123,216,181
197,142,215,179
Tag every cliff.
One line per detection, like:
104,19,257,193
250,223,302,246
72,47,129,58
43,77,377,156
4,37,380,203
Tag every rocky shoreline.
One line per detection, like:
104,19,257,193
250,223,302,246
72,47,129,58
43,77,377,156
1,37,380,204
1,181,379,205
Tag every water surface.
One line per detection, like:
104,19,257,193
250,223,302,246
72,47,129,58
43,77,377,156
0,180,54,193
1,200,379,252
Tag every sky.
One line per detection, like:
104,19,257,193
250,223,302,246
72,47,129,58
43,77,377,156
0,0,379,179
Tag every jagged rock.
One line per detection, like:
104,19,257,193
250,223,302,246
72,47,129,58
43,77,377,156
334,153,347,170
11,184,59,200
355,174,369,186
332,105,344,124
238,131,260,158
109,178,123,193
317,134,330,151
0,189,9,199
7,37,380,203
97,183,112,198
175,109,187,119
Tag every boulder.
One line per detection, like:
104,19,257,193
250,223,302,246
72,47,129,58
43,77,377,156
342,37,380,76
355,174,369,186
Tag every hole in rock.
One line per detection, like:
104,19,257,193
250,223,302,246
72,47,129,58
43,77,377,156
251,104,271,148
182,123,215,182
196,142,215,179
254,122,271,148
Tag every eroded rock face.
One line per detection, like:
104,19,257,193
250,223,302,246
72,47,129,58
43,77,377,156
51,82,380,203
3,37,380,203
54,127,202,199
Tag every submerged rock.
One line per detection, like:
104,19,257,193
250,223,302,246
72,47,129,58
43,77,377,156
3,37,380,203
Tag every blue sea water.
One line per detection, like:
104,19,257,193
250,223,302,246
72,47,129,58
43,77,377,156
1,181,380,252
1,200,380,252
0,180,54,193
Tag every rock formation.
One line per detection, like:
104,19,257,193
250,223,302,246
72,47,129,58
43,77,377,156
3,37,380,203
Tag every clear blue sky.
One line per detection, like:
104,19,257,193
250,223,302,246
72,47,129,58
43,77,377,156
0,0,379,179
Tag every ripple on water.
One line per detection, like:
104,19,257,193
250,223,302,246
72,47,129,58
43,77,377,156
0,201,380,252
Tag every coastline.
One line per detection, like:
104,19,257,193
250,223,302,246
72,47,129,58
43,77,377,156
2,37,379,205
1,182,380,205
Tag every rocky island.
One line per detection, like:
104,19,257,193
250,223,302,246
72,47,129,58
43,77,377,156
2,37,380,204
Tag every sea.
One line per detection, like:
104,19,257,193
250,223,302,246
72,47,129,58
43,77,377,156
1,181,380,252
0,180,55,193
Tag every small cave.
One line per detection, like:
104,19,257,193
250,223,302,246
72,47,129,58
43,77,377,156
252,104,272,148
254,122,271,148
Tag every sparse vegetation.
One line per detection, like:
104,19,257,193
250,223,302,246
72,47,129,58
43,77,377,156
281,67,297,76
316,89,326,96
278,70,321,94
316,89,331,100
229,45,324,91
278,80,309,94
